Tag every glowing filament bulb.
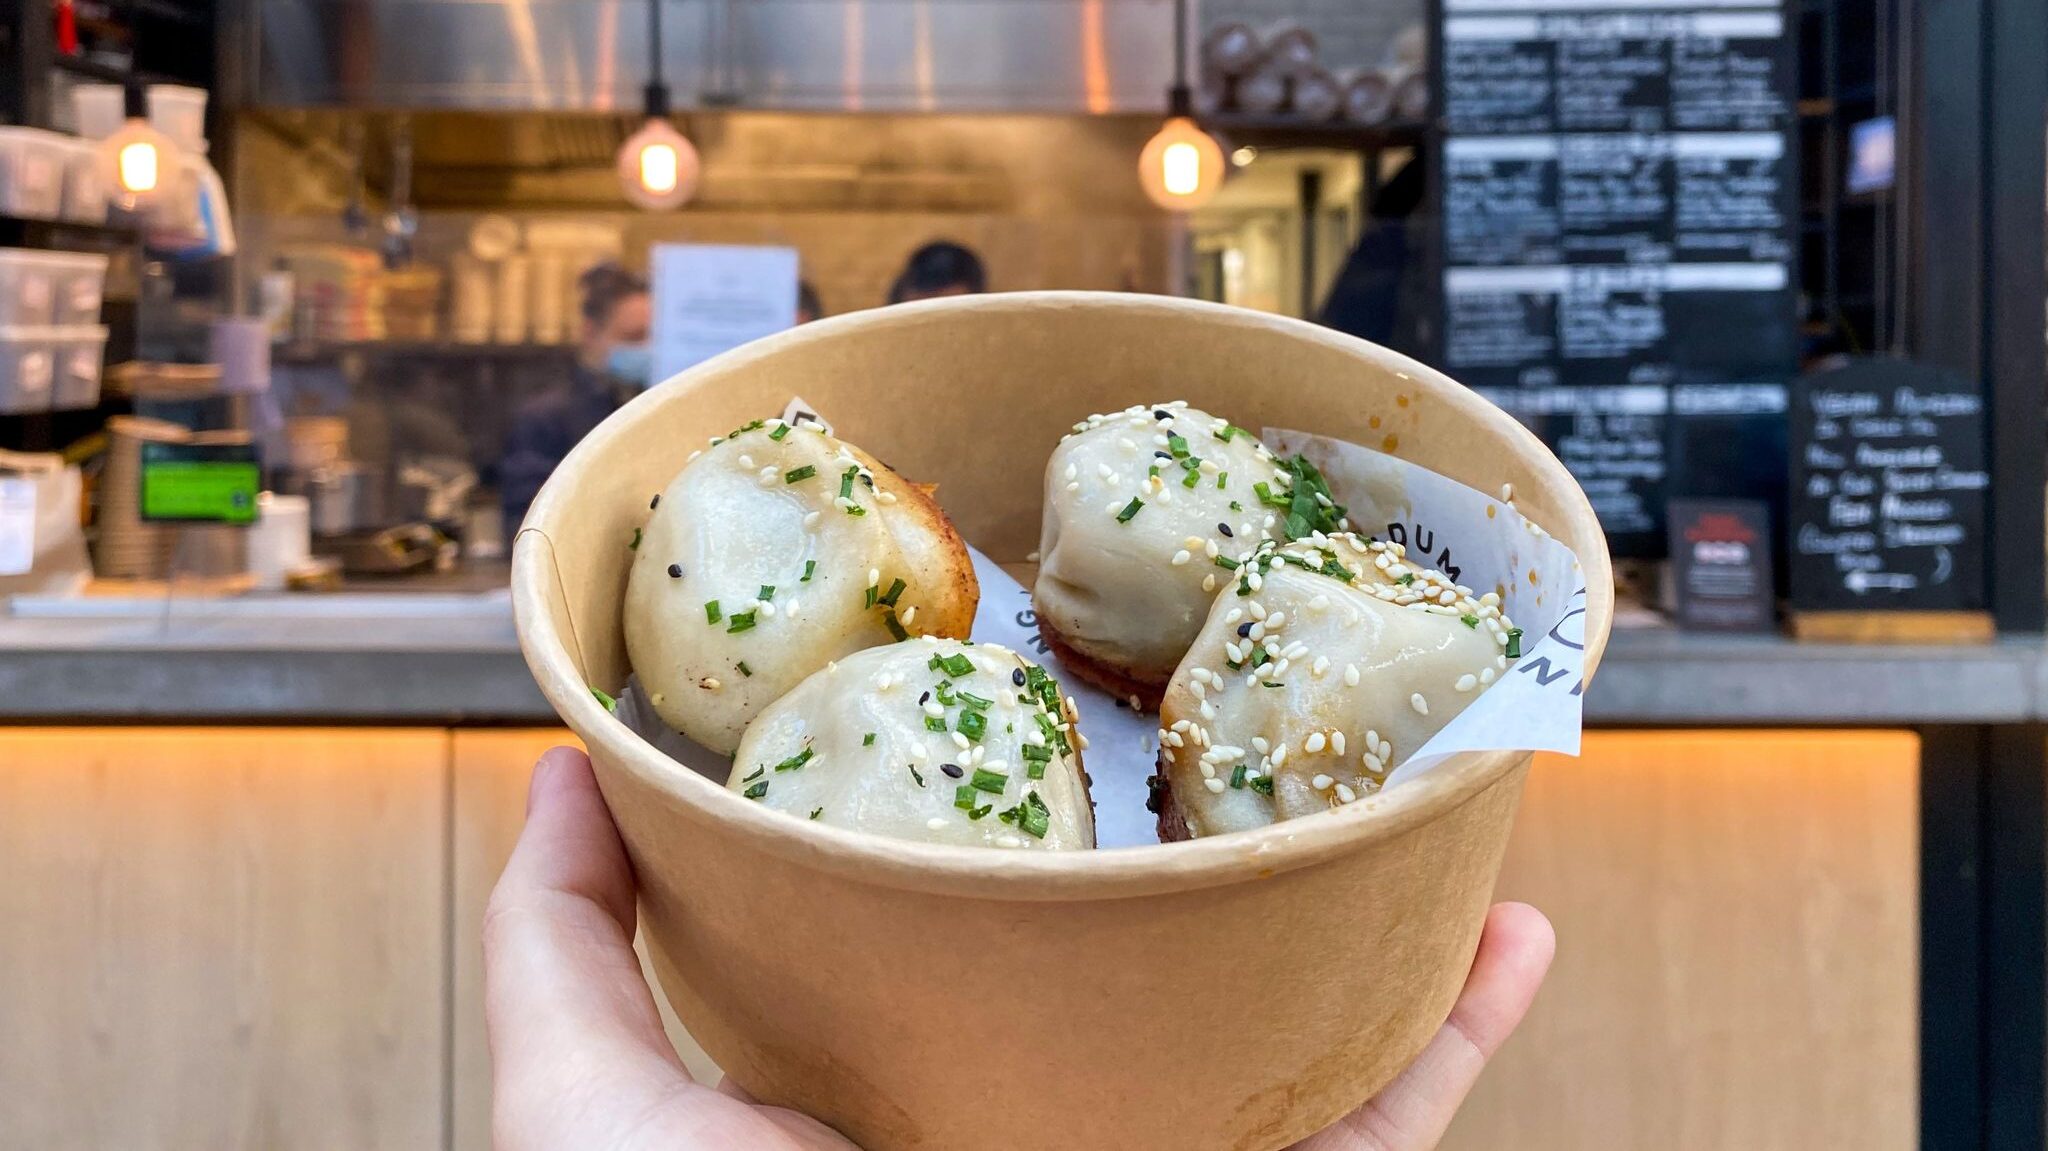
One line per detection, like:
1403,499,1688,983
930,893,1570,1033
118,140,160,193
1162,142,1201,196
639,142,679,195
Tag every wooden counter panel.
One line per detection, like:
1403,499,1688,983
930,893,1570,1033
1444,730,1920,1151
0,727,449,1151
449,730,718,1151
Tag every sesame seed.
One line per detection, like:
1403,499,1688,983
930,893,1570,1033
1481,668,1496,684
902,605,918,626
1311,773,1334,791
1332,731,1347,755
1304,732,1327,753
1312,656,1330,677
1200,701,1217,721
1065,463,1078,480
1172,550,1192,566
1199,761,1215,778
952,732,971,750
1377,738,1392,760
940,762,962,777
1500,482,1515,503
1411,693,1430,716
703,677,722,690
1267,611,1288,629
1309,595,1329,611
1497,654,1509,669
1271,743,1289,767
877,491,898,505
1203,574,1218,591
738,454,754,468
1344,664,1361,687
1366,729,1380,749
927,817,949,830
1365,753,1385,774
1456,674,1478,692
1190,679,1207,701
1336,783,1358,804
1247,622,1266,641
1204,777,1227,794
1248,600,1267,621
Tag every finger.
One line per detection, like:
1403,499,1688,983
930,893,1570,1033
485,749,692,1140
1293,902,1556,1151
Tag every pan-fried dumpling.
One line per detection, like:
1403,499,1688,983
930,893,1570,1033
728,639,1094,849
1153,533,1521,840
625,418,978,754
1034,402,1319,706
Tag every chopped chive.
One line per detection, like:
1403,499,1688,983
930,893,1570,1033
1116,497,1145,523
843,503,867,517
877,578,907,607
1214,423,1249,443
809,806,823,819
1229,763,1248,789
839,467,858,500
925,715,948,733
743,766,764,782
1214,555,1240,570
1397,573,1415,586
784,464,817,484
737,661,753,677
968,803,992,821
1229,500,1244,511
769,424,792,441
1167,433,1190,457
742,779,769,799
955,785,978,810
938,653,975,678
864,732,877,746
1027,762,1047,780
865,583,879,609
772,746,815,773
629,528,642,550
956,689,993,711
1022,743,1054,762
910,764,925,786
1462,614,1480,629
759,584,776,601
591,687,617,712
884,611,910,641
1019,792,1050,838
705,600,722,623
957,710,988,741
1249,774,1275,796
1182,468,1201,488
801,560,817,582
726,610,758,634
1506,628,1525,658
1217,470,1229,489
970,766,1008,794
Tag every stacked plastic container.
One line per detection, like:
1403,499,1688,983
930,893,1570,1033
0,249,109,413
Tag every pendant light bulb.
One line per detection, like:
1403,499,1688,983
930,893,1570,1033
1139,115,1225,211
98,87,180,211
618,115,699,210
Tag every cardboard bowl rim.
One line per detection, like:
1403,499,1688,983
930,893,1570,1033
513,291,1613,902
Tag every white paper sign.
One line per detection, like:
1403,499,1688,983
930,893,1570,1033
0,477,37,577
650,244,801,385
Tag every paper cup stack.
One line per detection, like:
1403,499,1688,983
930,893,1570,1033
513,292,1614,1151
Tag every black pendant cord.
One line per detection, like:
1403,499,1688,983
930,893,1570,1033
1168,0,1192,117
645,0,669,119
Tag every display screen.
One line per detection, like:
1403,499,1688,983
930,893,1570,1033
139,442,260,525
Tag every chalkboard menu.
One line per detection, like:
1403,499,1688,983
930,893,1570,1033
1433,0,1798,556
1788,358,1989,611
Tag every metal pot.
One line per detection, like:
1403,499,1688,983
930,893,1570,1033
305,462,370,536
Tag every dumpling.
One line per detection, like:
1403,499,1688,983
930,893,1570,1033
625,417,978,754
1034,401,1335,706
727,639,1095,849
1152,533,1521,840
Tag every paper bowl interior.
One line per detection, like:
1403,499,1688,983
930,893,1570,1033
513,291,1614,1150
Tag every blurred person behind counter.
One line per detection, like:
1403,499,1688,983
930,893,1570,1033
887,240,986,304
499,269,829,529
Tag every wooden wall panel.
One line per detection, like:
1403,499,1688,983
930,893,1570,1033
0,728,449,1151
1443,730,1920,1151
449,730,718,1151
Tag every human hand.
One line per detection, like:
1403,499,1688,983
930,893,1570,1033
485,747,1555,1151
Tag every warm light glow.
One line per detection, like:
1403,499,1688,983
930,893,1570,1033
638,142,679,195
118,140,160,193
616,118,700,211
1162,142,1201,196
1231,145,1258,168
1137,116,1226,211
97,117,179,211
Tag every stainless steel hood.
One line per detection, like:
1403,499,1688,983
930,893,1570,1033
246,0,1178,113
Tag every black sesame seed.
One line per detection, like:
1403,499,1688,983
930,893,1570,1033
667,563,683,579
1236,622,1253,637
1153,409,1171,420
1217,522,1234,537
919,691,931,705
1154,450,1173,460
1011,667,1028,687
650,493,660,509
941,763,964,778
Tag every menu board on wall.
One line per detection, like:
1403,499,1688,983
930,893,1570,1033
1433,0,1797,556
1787,358,1988,612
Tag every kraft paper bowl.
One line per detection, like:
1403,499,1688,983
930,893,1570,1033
513,292,1613,1151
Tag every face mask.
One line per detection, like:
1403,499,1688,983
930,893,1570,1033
605,344,653,388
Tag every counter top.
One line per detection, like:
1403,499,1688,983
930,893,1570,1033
2,594,2044,726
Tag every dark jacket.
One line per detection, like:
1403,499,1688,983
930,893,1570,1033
500,366,621,530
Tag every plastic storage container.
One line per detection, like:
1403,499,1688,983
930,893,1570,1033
0,127,68,220
58,136,108,224
0,328,55,414
48,325,108,409
0,249,109,327
146,85,209,153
